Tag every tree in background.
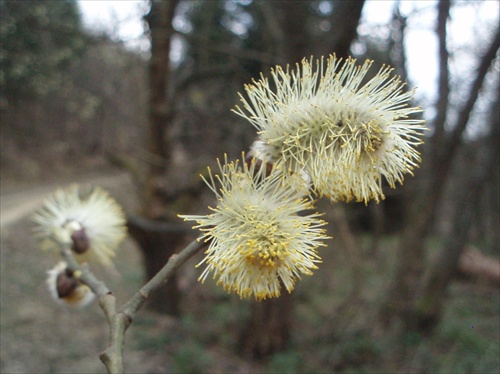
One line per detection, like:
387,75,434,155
234,0,366,359
125,0,186,315
382,0,500,334
411,89,499,332
0,0,146,180
0,0,87,107
134,0,367,357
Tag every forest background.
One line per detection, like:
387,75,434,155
1,0,499,373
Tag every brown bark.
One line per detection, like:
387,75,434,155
278,1,310,64
368,201,384,256
432,0,451,149
326,0,365,59
142,0,179,218
126,0,182,315
127,220,184,315
238,293,294,359
388,6,409,83
274,0,365,64
331,205,363,299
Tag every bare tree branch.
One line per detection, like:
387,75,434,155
413,89,500,331
178,30,282,65
443,27,500,162
120,237,206,319
432,0,451,149
127,214,194,233
61,237,206,374
382,4,499,333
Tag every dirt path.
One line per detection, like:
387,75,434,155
0,171,132,229
0,170,145,374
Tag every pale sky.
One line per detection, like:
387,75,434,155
77,0,499,120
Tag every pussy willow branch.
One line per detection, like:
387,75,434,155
61,237,206,374
120,237,206,318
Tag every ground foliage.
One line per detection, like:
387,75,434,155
1,179,498,373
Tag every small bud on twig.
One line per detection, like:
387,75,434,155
71,227,90,254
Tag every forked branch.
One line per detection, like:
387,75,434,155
61,237,206,374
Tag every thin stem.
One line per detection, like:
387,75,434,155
61,237,206,374
60,248,112,297
121,237,206,318
99,313,129,374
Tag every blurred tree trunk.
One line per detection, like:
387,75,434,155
382,0,500,333
127,0,182,315
367,4,407,257
368,201,384,256
412,93,499,331
331,205,364,300
238,0,365,359
239,292,294,359
325,0,365,58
